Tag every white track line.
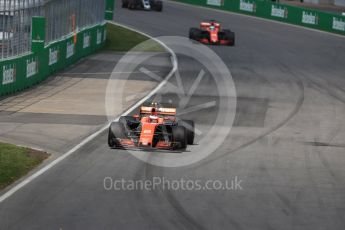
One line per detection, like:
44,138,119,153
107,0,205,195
62,71,160,75
0,21,178,203
169,0,345,39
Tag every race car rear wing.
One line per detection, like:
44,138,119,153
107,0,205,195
140,106,176,115
200,21,220,29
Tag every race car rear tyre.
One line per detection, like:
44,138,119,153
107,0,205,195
222,30,235,46
180,120,195,145
154,1,163,11
122,0,129,8
172,126,187,149
189,28,202,40
108,122,125,148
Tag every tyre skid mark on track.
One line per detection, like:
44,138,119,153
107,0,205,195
162,189,209,230
142,161,209,230
313,148,345,226
192,61,305,169
298,70,345,185
137,62,305,230
127,38,307,229
307,73,345,105
304,148,327,214
315,147,342,185
130,161,163,228
305,82,344,184
130,143,209,229
124,2,342,229
119,5,306,224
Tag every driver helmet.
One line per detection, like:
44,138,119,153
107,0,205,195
151,107,158,116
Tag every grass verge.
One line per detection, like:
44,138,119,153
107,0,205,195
103,23,166,52
0,142,49,190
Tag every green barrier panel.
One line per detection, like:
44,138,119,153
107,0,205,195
76,27,91,59
81,28,94,57
65,36,78,66
23,54,40,88
0,23,106,97
0,59,19,95
175,0,345,36
46,40,64,75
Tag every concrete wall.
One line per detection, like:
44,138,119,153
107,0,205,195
303,0,332,4
304,0,345,7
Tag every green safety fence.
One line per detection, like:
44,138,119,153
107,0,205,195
0,21,107,96
176,0,345,36
0,10,112,96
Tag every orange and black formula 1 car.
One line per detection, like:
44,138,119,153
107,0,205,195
108,104,194,150
189,20,235,46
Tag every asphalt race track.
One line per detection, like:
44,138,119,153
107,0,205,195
1,1,345,229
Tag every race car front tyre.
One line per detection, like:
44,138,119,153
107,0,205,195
128,0,137,10
180,120,195,145
119,116,140,130
122,0,129,8
108,122,125,148
108,129,116,148
172,126,187,149
189,28,201,40
153,1,163,11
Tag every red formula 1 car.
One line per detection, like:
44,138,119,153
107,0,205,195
189,20,235,46
108,104,195,150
